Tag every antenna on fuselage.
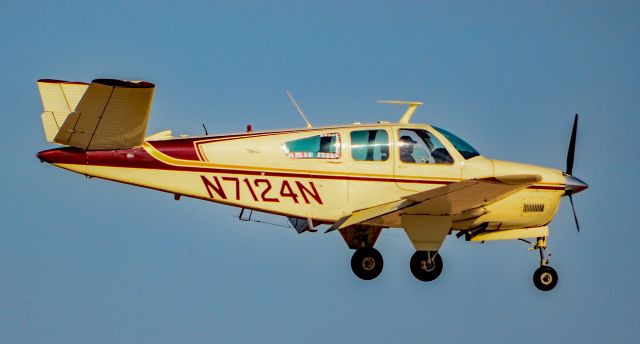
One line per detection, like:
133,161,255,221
377,100,423,124
286,91,313,128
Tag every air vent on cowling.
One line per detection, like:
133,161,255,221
523,203,545,213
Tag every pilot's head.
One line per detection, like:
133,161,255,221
399,135,417,154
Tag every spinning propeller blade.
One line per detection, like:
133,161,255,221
563,113,585,233
566,114,578,175
568,194,580,232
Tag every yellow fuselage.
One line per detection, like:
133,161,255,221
39,123,567,231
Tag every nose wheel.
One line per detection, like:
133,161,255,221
351,247,383,280
523,236,559,291
533,265,558,291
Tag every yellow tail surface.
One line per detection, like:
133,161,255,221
37,78,156,150
37,79,89,142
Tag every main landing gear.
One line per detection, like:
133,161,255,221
342,225,445,282
350,248,444,282
351,247,383,280
409,251,443,282
525,236,558,291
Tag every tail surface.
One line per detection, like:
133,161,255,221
37,78,155,150
37,79,89,142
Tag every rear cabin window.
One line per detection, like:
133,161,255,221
282,133,341,159
350,129,390,161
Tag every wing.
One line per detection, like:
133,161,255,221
54,79,155,150
327,174,541,232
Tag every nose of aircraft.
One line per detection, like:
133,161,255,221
564,174,588,195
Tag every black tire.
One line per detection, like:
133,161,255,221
351,247,383,280
410,251,443,282
533,266,558,291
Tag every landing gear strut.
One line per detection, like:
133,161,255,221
410,251,443,282
527,236,558,291
351,247,383,280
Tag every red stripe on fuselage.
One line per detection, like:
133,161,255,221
528,185,565,190
147,139,201,161
37,146,565,190
38,146,454,185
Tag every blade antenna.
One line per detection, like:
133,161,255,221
377,100,423,124
566,114,578,175
286,91,312,128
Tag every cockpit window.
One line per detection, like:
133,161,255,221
433,126,480,159
398,129,454,164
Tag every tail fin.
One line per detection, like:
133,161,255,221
37,78,155,150
37,79,89,142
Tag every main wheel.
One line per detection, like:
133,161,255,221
351,247,383,280
410,251,443,282
533,266,558,291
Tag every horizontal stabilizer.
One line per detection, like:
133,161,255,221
145,130,173,141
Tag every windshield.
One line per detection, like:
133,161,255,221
433,126,480,160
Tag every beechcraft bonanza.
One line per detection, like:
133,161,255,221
36,78,589,291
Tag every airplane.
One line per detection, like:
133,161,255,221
35,78,588,291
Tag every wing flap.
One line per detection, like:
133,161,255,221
328,199,408,232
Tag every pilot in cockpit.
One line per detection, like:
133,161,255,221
399,135,418,163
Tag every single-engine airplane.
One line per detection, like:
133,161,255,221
36,78,588,291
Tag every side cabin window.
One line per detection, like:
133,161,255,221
398,129,453,164
282,133,341,159
350,129,390,161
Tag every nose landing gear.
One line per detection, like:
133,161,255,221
523,236,558,291
533,265,558,291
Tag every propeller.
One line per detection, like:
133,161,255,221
563,113,586,232
566,114,578,175
568,194,580,232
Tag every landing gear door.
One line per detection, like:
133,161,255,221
393,127,462,192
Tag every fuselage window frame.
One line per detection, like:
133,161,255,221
282,132,342,159
397,128,454,165
350,129,390,162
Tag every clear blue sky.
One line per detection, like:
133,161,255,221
1,1,638,343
